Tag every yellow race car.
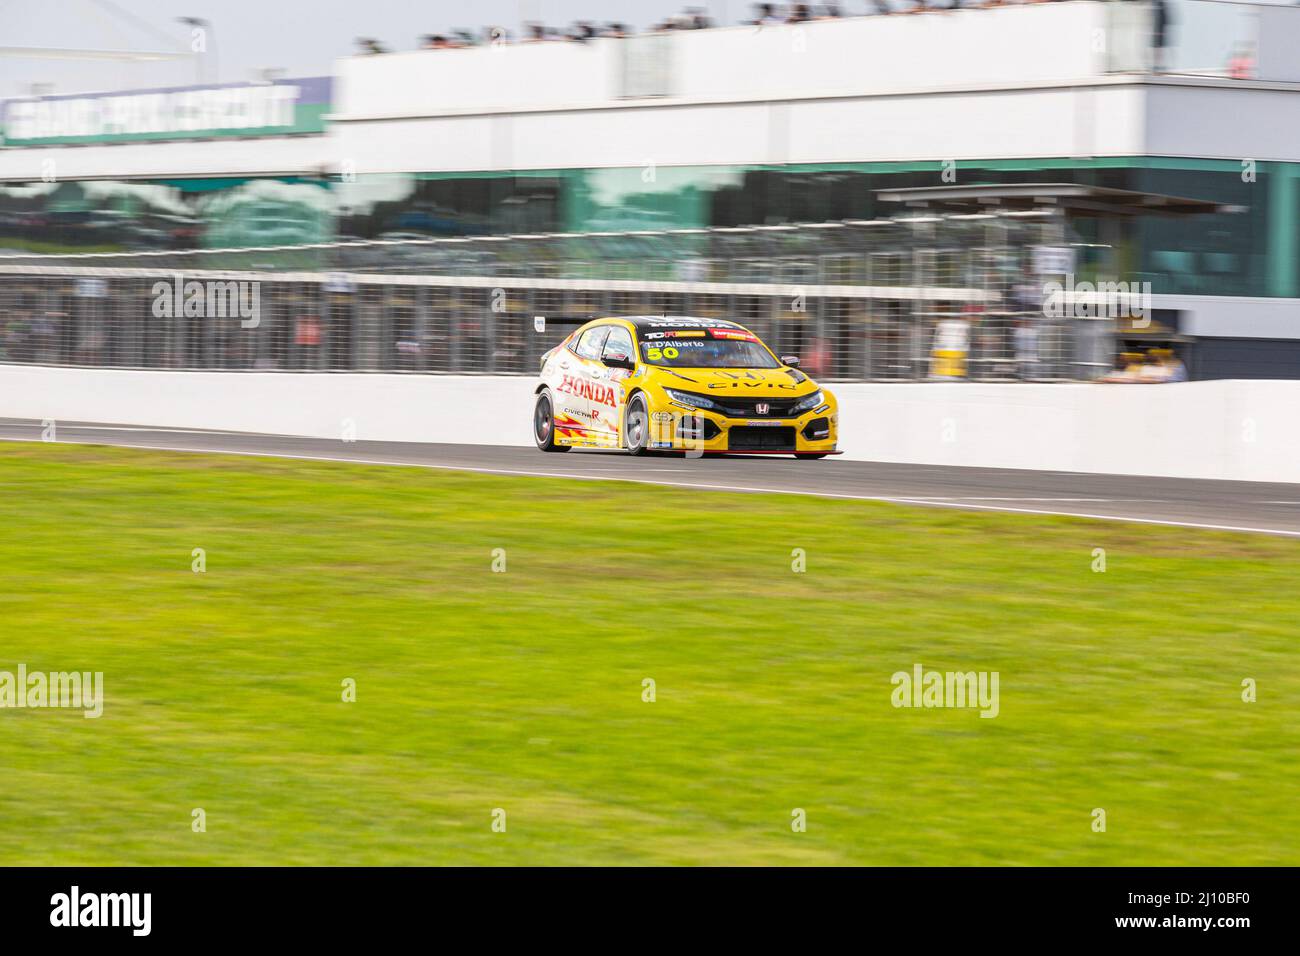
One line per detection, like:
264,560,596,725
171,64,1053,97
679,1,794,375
533,315,839,457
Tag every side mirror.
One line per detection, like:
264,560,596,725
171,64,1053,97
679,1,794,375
781,355,800,368
603,353,635,370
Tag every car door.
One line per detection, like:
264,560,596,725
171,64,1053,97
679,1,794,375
597,324,636,445
556,324,610,445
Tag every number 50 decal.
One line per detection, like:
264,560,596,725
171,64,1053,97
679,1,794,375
644,346,678,361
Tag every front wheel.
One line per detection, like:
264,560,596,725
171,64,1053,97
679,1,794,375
796,453,829,459
534,390,571,452
624,393,651,456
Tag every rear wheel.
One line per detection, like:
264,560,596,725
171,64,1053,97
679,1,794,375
534,390,571,452
625,393,651,456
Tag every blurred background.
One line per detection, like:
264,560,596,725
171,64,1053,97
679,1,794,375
1,0,1298,381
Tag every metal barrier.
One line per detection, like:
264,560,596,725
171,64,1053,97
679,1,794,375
0,220,1114,382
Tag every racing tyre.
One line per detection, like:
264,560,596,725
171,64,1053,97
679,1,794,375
534,390,571,452
625,393,651,456
797,453,829,459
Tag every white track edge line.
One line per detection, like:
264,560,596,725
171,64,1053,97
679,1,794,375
4,435,1299,538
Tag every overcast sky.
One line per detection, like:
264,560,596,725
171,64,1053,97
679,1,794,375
0,0,764,97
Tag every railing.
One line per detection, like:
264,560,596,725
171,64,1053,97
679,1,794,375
1107,0,1300,81
0,221,1116,382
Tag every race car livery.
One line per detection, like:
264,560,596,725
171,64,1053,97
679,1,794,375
532,315,839,457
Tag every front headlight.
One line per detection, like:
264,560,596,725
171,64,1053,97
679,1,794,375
664,388,718,411
791,390,823,414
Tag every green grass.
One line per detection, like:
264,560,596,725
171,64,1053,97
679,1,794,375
0,442,1297,866
0,238,126,255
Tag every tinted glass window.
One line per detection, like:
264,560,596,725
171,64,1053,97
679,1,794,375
574,326,610,360
602,326,634,360
637,325,779,368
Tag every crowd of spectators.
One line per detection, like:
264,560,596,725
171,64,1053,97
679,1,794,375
354,0,1186,77
355,1,1123,55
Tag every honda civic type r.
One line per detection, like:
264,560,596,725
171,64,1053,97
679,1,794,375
532,315,839,457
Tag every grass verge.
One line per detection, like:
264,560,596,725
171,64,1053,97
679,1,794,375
1,442,1296,865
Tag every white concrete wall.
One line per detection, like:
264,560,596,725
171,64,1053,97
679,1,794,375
0,134,328,182
832,380,1300,482
332,85,1145,175
0,365,538,448
335,6,1108,119
330,1,1300,173
1152,294,1300,339
1257,6,1300,84
3,364,1299,483
335,39,622,116
1144,82,1300,163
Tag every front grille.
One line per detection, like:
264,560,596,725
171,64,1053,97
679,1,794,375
727,426,796,451
713,396,798,418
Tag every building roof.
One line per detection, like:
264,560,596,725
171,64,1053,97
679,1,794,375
874,184,1242,218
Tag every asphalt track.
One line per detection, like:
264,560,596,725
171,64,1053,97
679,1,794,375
3,417,1300,537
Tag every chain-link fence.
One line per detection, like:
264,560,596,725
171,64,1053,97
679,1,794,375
0,219,1115,381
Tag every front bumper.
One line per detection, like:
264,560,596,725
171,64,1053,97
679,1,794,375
647,404,838,455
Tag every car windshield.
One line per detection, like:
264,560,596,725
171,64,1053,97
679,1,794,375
637,328,779,368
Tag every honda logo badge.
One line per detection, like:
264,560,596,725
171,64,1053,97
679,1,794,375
756,403,770,415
